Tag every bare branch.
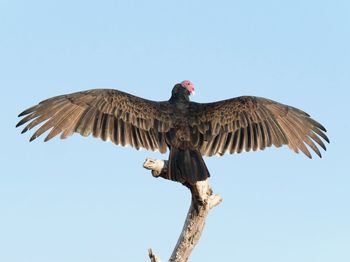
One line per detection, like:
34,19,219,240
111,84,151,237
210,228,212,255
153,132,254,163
143,158,223,262
149,248,162,262
143,158,168,178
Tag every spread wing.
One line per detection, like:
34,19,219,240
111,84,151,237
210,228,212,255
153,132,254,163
190,96,329,158
16,89,173,153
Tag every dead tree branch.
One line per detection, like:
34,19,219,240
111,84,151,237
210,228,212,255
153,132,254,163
143,158,223,262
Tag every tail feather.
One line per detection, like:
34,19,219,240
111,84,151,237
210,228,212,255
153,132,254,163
168,148,210,184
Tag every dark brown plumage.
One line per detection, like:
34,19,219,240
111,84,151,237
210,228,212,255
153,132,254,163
17,80,329,184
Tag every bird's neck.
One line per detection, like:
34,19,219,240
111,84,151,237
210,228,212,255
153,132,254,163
169,93,190,104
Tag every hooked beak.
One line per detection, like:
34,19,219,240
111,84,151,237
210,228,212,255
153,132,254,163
187,86,195,96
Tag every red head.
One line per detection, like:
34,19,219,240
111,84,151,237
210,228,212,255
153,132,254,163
180,80,195,95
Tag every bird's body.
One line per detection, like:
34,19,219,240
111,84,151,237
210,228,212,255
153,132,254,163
17,80,329,184
167,84,195,150
165,83,210,183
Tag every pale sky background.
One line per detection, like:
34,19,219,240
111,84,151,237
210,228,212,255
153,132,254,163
0,0,349,261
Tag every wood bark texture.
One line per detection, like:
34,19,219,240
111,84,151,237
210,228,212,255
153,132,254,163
143,158,223,262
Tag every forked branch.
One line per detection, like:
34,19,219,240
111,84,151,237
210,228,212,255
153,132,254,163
143,158,222,262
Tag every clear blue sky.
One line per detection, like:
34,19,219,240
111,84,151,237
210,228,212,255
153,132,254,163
1,0,349,261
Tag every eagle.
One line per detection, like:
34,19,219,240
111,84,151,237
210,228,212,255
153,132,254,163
17,80,329,184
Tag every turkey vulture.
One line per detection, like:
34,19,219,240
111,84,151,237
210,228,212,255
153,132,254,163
17,80,329,184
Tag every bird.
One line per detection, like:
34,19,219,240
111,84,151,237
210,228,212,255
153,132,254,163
17,80,329,184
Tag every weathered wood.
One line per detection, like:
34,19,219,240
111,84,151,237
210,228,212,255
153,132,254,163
143,158,223,262
149,248,162,262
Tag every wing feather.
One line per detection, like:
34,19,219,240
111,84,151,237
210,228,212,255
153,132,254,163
309,132,326,151
29,103,73,141
17,89,171,153
61,108,85,139
251,123,259,151
44,105,81,142
190,96,329,158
